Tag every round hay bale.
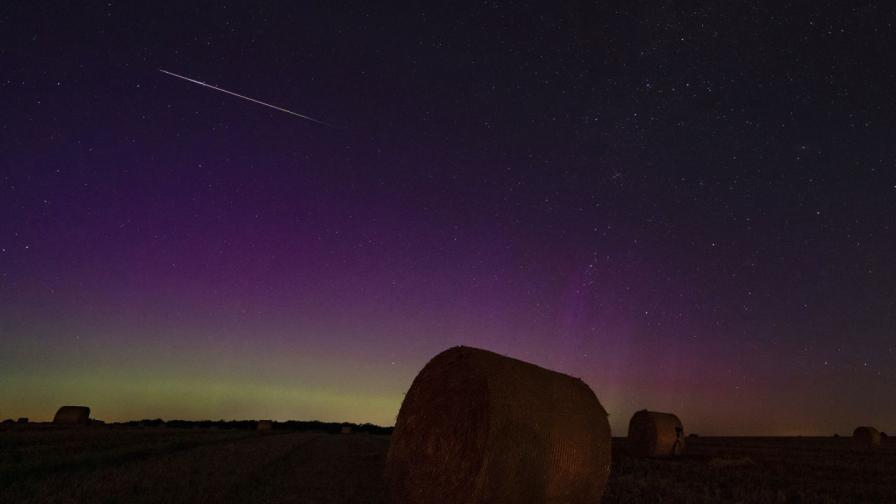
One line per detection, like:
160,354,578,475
53,406,91,425
853,426,881,449
627,410,685,457
340,425,352,435
257,420,273,431
385,346,611,504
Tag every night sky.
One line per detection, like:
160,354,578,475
2,3,894,435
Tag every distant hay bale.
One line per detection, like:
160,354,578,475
257,420,273,431
17,418,28,424
627,410,685,457
340,425,352,434
53,406,91,425
385,346,612,504
853,426,881,449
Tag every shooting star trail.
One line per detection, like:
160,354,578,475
159,69,333,128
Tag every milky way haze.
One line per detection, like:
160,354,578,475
2,3,894,435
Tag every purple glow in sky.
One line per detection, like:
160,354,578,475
2,3,894,435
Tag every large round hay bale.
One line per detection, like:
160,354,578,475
385,346,611,504
53,406,91,425
257,420,273,431
853,426,881,449
627,410,685,457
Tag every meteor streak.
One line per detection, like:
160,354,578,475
159,69,332,127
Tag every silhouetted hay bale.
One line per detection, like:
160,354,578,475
627,410,685,457
853,426,881,448
53,406,91,425
16,418,28,424
257,420,273,431
340,425,352,434
385,346,611,504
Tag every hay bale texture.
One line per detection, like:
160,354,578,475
257,420,273,431
385,346,611,504
853,426,881,448
53,406,90,425
627,410,685,457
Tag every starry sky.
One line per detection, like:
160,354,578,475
2,3,894,435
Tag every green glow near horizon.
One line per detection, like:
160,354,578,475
3,369,402,425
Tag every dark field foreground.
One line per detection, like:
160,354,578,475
0,427,387,503
2,427,895,503
606,436,896,503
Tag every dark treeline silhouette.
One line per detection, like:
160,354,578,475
112,419,393,435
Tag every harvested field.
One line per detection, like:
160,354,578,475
0,427,389,504
605,436,896,503
1,428,895,503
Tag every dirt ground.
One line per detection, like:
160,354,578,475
1,427,894,503
605,436,896,503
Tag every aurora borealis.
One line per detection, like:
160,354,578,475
2,3,894,435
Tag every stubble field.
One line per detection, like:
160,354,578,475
1,426,894,503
